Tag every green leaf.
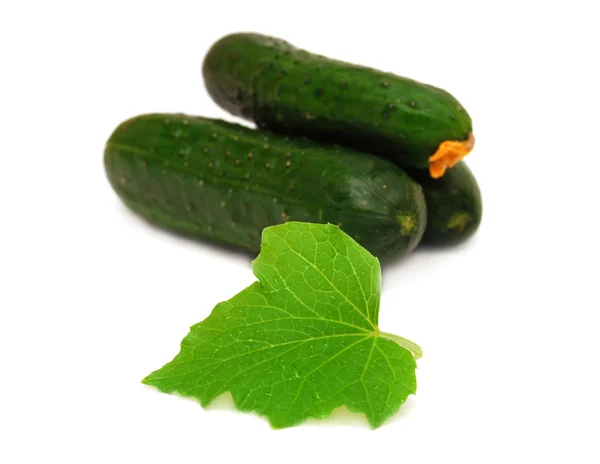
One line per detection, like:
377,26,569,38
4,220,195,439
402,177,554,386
143,222,420,429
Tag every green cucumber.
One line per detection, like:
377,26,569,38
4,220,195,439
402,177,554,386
408,162,482,246
104,113,427,261
203,33,474,178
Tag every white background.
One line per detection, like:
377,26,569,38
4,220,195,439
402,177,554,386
1,1,599,463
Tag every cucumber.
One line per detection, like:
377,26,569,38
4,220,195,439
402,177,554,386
203,33,474,178
408,162,482,246
104,113,427,261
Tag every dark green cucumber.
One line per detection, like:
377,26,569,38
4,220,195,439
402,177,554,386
104,113,427,261
202,33,473,177
408,162,482,246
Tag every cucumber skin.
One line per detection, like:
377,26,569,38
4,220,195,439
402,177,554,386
409,162,482,246
203,33,472,170
104,114,427,261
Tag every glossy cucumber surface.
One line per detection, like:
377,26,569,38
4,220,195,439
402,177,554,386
203,33,473,177
409,161,482,246
104,113,427,261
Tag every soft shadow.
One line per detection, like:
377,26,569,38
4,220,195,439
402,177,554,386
416,231,483,253
299,405,371,429
161,389,274,427
381,234,482,282
150,386,415,430
116,199,482,276
203,391,241,411
190,390,371,429
190,391,276,427
380,395,418,426
115,202,256,266
300,395,417,429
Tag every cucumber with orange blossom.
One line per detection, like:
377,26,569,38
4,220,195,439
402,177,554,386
202,32,474,178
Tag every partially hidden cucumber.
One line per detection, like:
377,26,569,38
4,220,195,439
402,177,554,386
203,33,474,178
408,161,482,246
104,113,427,261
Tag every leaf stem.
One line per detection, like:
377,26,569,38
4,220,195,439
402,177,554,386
379,332,423,359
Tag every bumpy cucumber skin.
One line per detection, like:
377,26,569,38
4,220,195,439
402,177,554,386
202,33,472,170
104,114,427,261
408,162,482,246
